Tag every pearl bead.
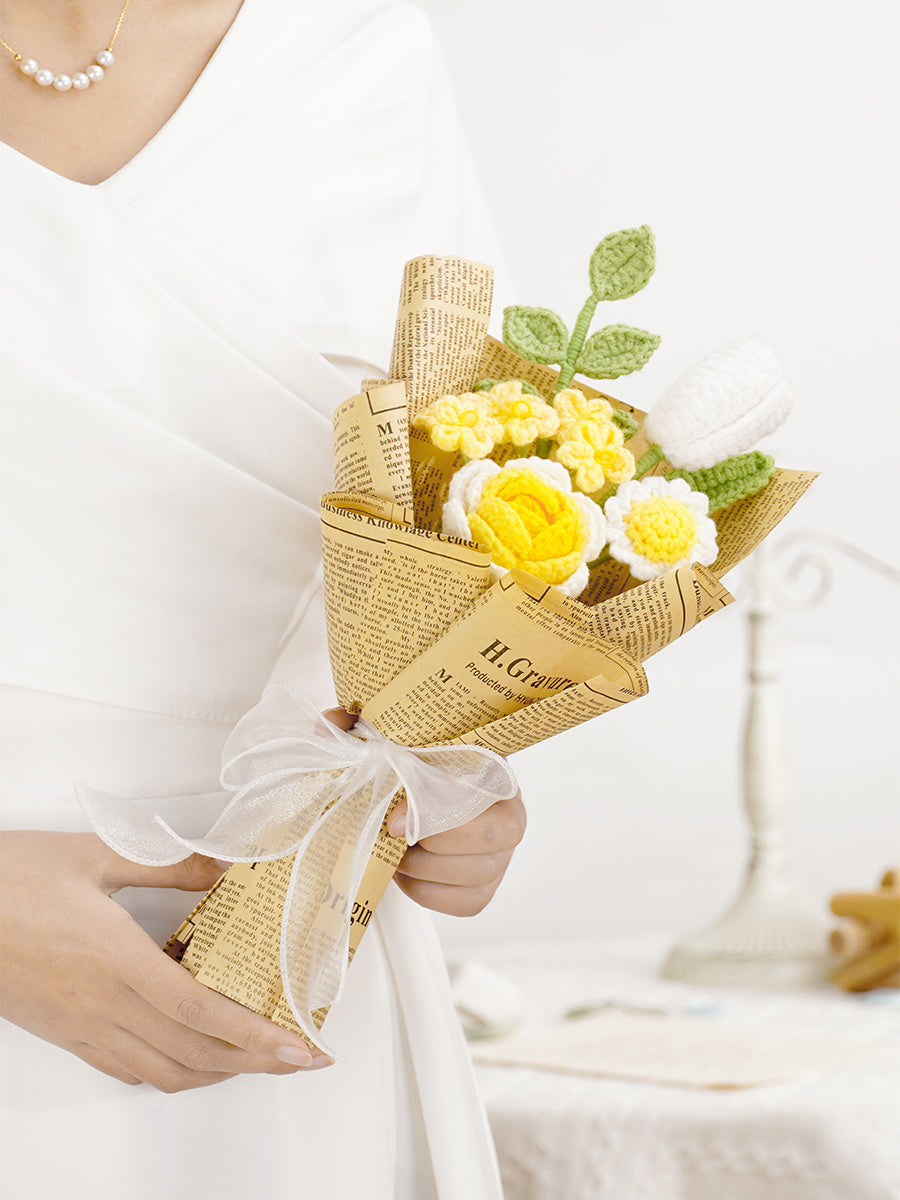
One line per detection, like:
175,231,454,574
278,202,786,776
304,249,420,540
15,40,118,93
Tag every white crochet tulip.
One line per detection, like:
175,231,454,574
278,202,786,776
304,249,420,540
643,338,792,471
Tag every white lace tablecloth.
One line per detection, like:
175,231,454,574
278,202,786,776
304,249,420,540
460,938,900,1200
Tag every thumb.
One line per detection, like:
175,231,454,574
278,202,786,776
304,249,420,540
91,841,225,894
323,706,358,732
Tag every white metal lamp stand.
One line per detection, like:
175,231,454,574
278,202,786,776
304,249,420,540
663,539,827,985
664,532,900,985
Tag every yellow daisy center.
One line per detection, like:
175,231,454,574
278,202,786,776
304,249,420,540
624,497,698,564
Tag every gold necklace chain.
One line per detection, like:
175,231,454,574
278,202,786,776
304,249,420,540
0,0,131,91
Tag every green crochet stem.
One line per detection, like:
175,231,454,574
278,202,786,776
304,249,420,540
586,547,611,569
554,294,599,393
634,443,665,477
611,409,639,440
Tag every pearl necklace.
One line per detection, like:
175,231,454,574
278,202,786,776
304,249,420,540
0,0,131,92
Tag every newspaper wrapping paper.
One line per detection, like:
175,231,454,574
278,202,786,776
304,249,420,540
76,685,517,1055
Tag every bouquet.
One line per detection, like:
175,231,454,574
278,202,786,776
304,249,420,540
78,229,816,1057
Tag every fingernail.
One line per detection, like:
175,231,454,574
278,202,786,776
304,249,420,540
388,813,406,838
275,1044,313,1067
309,1054,334,1069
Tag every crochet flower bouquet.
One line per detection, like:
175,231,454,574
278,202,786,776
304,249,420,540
408,227,807,604
79,229,815,1057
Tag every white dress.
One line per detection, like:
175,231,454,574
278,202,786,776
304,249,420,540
0,2,504,1195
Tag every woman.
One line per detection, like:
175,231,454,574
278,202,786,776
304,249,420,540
0,0,524,1195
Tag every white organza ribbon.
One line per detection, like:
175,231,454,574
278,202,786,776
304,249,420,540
75,684,518,1054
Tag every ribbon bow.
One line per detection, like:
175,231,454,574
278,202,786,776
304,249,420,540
76,684,518,1054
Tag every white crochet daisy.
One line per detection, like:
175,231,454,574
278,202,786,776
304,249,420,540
604,476,718,581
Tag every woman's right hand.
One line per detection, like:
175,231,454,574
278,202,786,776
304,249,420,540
0,830,331,1091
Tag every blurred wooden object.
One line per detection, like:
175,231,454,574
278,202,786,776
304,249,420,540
829,869,900,991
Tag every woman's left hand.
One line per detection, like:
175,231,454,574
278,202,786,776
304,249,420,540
323,707,526,917
386,793,526,917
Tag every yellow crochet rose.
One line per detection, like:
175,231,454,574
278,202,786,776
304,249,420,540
442,457,607,597
412,393,502,459
484,380,559,447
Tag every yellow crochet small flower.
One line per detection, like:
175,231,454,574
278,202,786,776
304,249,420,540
604,477,718,581
442,457,607,598
552,420,636,495
412,393,503,459
483,380,559,447
552,387,616,435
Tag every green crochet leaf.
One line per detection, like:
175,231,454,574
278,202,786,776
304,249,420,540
503,306,570,366
611,409,639,439
588,226,656,301
667,451,776,514
472,378,498,392
576,324,660,379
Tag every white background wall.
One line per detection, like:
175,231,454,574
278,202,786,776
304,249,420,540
415,0,900,955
